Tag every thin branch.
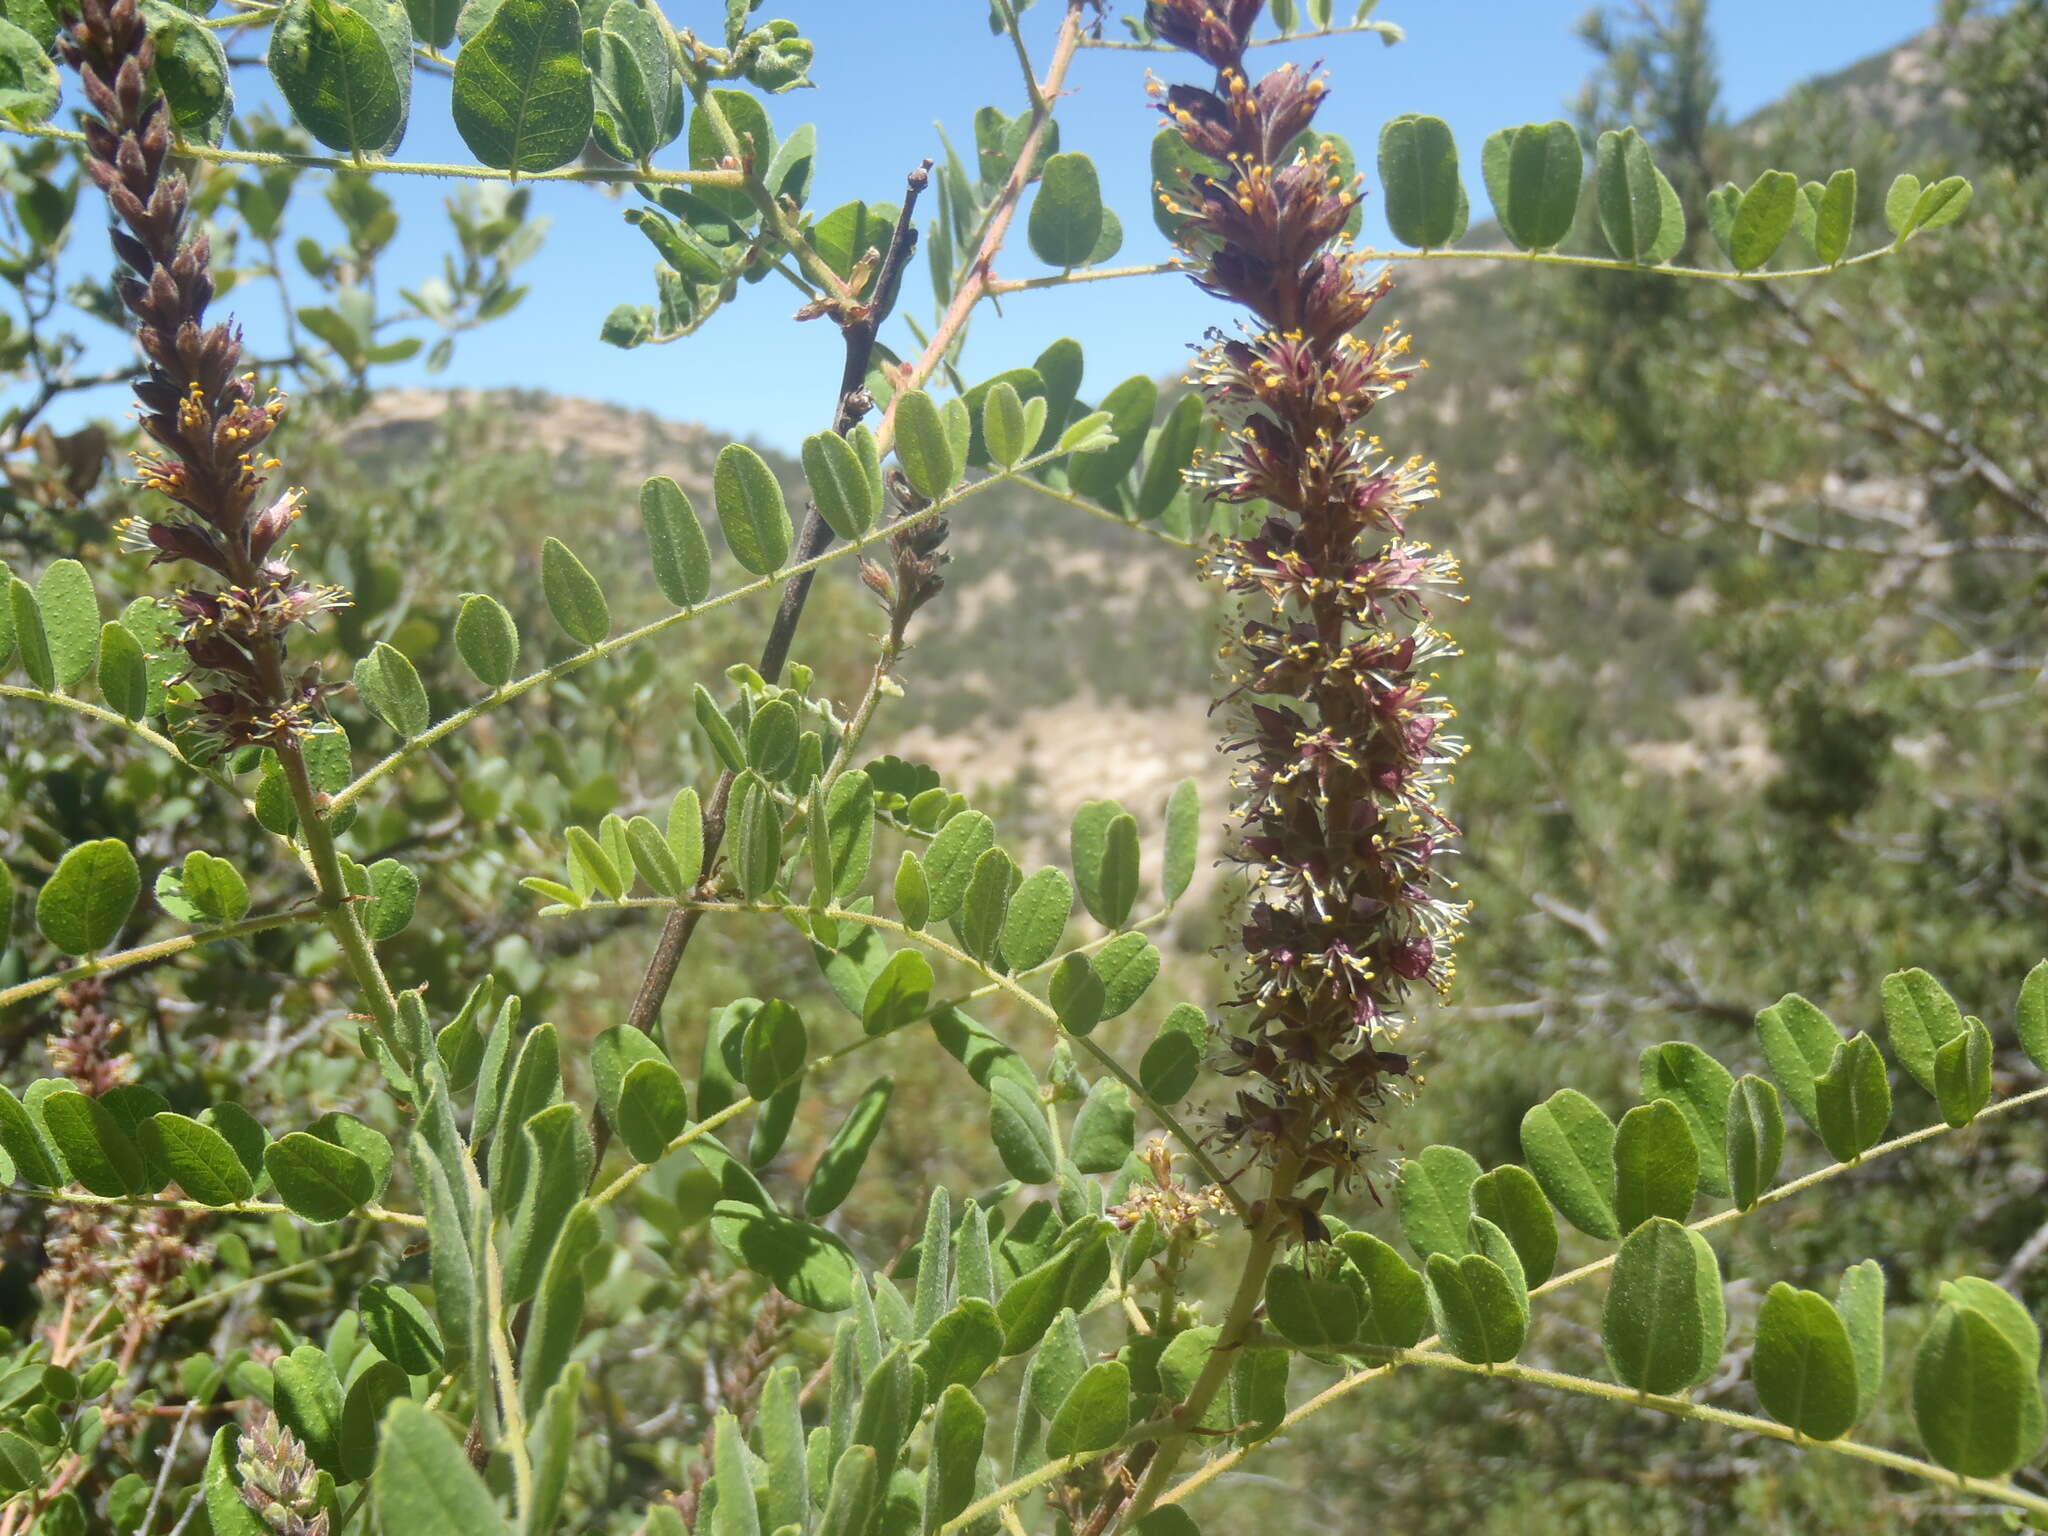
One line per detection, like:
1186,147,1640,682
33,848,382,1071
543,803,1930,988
0,121,743,189
19,1185,426,1229
0,908,319,1010
621,161,931,1037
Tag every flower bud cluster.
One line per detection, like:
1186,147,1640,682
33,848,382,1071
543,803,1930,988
1149,0,1465,1187
62,0,341,748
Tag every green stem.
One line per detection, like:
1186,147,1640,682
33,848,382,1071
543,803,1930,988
0,909,317,1010
1117,1153,1300,1529
326,455,1058,814
0,122,743,189
1355,1347,2048,1521
0,683,254,812
21,1185,424,1228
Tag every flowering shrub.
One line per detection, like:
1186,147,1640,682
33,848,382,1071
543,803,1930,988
0,1,2039,1533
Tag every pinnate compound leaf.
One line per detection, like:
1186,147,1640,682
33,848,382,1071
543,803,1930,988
37,838,139,955
1724,1073,1783,1212
540,537,609,645
641,476,711,606
1611,1098,1697,1231
454,593,518,686
1602,1217,1722,1393
1519,1087,1618,1240
1379,113,1465,248
372,1400,509,1533
451,0,592,173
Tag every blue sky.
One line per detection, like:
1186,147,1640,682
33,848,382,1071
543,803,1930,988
43,0,1943,451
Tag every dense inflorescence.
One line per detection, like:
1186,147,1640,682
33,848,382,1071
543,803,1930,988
62,0,339,748
1150,0,1465,1195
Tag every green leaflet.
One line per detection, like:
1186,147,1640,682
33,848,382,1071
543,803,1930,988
140,1113,252,1206
1518,1087,1618,1240
641,476,712,607
1601,1217,1722,1394
1611,1099,1697,1231
1027,150,1105,267
1469,1164,1557,1285
1070,799,1140,928
1481,119,1581,252
1378,114,1466,249
451,0,592,173
35,558,98,691
355,640,429,738
371,1401,510,1533
710,1200,858,1311
267,0,411,156
0,16,59,126
1395,1143,1482,1261
1724,1073,1784,1213
454,592,519,687
892,388,956,502
801,429,879,541
1639,1040,1734,1197
265,1131,374,1222
714,443,793,575
36,839,139,956
1752,1283,1860,1440
539,537,610,645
